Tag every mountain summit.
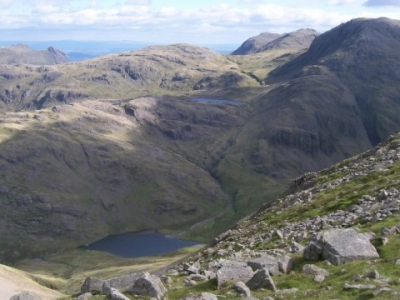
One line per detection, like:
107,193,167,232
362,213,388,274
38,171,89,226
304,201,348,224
0,44,69,65
232,28,318,55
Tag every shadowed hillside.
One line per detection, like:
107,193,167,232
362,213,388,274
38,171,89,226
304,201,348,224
1,18,400,264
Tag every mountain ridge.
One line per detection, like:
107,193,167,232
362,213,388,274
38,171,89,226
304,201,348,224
0,17,400,267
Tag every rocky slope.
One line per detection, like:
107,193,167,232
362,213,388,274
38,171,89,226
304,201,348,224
0,44,69,65
231,32,282,55
66,132,400,300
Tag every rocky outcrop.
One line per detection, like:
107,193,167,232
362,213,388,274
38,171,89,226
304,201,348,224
304,228,379,265
80,272,166,299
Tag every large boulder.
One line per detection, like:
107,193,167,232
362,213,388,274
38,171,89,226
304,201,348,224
129,272,167,299
216,261,254,289
80,276,105,294
105,273,142,292
247,255,293,275
246,268,277,291
304,229,379,265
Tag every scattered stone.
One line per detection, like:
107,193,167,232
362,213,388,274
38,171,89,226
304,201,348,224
185,279,197,286
396,259,400,265
302,264,329,277
275,288,299,295
180,293,218,300
232,281,252,297
160,275,173,285
247,268,276,291
303,241,323,260
343,283,376,290
314,275,325,283
189,274,207,282
365,270,379,279
107,288,130,300
352,275,362,282
262,297,275,300
278,255,293,274
290,241,305,253
9,293,42,300
76,293,92,300
373,287,392,297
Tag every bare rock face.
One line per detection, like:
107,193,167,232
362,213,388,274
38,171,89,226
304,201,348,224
304,228,379,265
80,276,105,294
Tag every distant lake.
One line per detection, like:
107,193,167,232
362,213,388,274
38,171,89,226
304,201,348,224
79,231,199,258
192,98,244,105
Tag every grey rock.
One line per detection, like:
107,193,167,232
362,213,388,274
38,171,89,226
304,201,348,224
278,255,293,274
246,268,276,291
105,273,142,293
303,241,323,260
396,259,400,265
203,270,216,279
343,283,376,290
365,270,379,279
76,293,92,300
232,281,252,297
302,264,329,277
129,272,167,299
184,279,197,286
319,229,379,265
275,288,299,295
373,287,392,297
247,256,280,275
262,297,275,300
108,288,130,300
314,275,325,283
216,263,254,289
81,276,105,294
160,275,173,285
290,241,305,253
180,293,219,300
9,293,42,300
188,274,208,281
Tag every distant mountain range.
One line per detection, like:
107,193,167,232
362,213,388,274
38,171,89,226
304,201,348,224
0,44,68,65
0,17,400,265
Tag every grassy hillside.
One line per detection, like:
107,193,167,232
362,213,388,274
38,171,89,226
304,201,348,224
1,18,400,265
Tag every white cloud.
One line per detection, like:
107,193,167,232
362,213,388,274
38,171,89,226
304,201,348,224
0,1,400,44
0,0,14,8
125,0,151,6
328,0,366,5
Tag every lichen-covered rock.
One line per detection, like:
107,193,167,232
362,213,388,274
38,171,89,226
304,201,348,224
246,268,276,291
216,262,254,289
80,276,105,294
302,264,329,277
304,229,379,265
129,272,166,299
232,281,251,297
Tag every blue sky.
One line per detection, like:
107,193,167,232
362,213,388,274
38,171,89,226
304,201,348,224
0,0,400,45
